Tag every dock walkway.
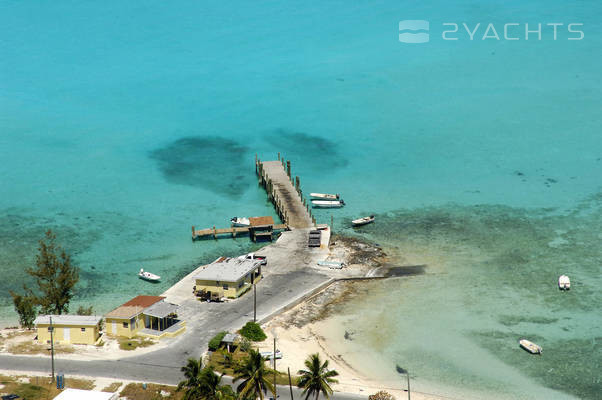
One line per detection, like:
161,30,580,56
257,159,313,229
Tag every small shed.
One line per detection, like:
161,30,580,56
221,333,239,352
34,315,102,345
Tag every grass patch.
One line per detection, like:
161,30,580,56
120,382,183,399
102,381,123,392
118,337,156,351
207,349,299,386
0,375,93,400
7,341,75,355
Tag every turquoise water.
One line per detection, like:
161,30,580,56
1,0,600,398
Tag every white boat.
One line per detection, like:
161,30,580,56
352,215,375,227
230,217,250,227
138,268,161,282
519,339,542,354
311,200,345,208
317,260,344,269
259,350,283,360
310,193,340,200
558,275,570,290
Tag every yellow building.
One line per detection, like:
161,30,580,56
34,315,102,345
194,256,263,300
104,295,184,339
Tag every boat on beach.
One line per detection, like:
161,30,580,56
311,200,345,208
230,217,250,227
519,339,542,354
317,260,344,269
352,215,375,227
138,268,161,282
310,193,340,200
558,275,570,290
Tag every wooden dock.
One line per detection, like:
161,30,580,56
192,223,288,241
256,155,314,229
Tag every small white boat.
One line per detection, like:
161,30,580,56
519,339,542,354
259,350,282,360
311,200,345,208
230,217,250,227
310,193,340,200
317,260,344,269
352,215,375,227
138,268,161,282
558,275,570,290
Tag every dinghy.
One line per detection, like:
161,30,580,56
311,200,345,208
310,193,340,200
317,260,344,269
139,268,160,282
352,215,375,227
230,217,250,227
519,339,542,354
558,275,571,290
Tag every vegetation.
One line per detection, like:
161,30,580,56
239,337,252,352
101,381,123,392
10,230,80,325
369,391,396,400
239,321,266,342
76,305,94,315
233,349,275,400
297,353,339,400
10,293,37,329
208,331,228,351
0,375,94,400
120,382,183,399
177,358,235,400
118,337,155,351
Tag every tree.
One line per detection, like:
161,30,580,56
177,359,235,400
240,321,266,341
297,353,339,400
233,349,275,400
10,292,37,329
26,230,79,315
369,391,395,400
76,305,94,315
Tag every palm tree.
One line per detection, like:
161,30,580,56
177,357,204,400
233,349,275,400
297,353,339,400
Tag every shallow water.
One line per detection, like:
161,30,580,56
1,0,601,398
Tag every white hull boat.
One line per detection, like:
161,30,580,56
311,200,345,208
310,193,340,200
230,217,250,227
558,275,570,290
139,268,161,282
519,339,542,354
317,260,344,269
352,215,375,227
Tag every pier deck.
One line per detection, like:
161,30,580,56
192,224,288,241
257,159,313,229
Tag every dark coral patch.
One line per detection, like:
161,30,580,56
149,136,251,198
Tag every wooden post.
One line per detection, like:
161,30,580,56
255,154,258,174
192,226,195,241
288,367,294,400
295,176,300,192
213,226,217,240
278,152,280,161
286,160,291,179
331,215,333,230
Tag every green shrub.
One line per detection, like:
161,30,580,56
208,331,228,351
239,337,252,352
239,321,266,342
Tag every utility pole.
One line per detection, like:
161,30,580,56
253,283,257,322
49,316,55,382
288,367,294,400
273,336,277,398
407,371,410,400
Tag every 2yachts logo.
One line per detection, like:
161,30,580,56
399,20,584,43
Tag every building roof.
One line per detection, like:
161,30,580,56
54,388,118,400
249,216,274,226
105,295,165,320
144,301,179,318
222,333,238,343
194,257,262,283
122,295,165,308
34,315,102,327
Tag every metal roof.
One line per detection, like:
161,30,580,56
53,388,118,400
34,315,102,326
104,305,145,320
143,301,178,318
194,257,262,283
222,333,238,343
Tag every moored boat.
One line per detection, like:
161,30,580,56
310,193,340,200
558,275,571,290
317,260,344,269
138,268,161,282
519,339,542,354
230,217,250,227
352,215,375,227
311,200,345,208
